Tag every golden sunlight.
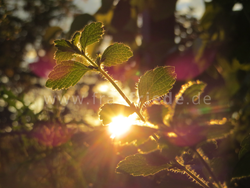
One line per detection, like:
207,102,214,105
98,84,109,92
167,132,177,137
108,113,138,139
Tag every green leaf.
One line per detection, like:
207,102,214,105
80,22,104,52
206,121,234,141
181,81,206,101
54,39,75,52
116,153,172,176
99,103,134,124
54,50,75,64
101,43,133,67
232,151,250,180
172,80,207,120
46,61,90,90
54,39,80,64
239,133,250,159
71,31,81,50
174,80,207,107
137,66,176,108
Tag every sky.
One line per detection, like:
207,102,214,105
73,0,101,15
9,0,206,24
73,0,206,20
176,0,205,19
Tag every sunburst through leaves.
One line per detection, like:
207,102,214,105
108,113,138,139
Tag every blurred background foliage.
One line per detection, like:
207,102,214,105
1,0,250,187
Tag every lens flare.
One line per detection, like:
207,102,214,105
108,113,137,139
98,84,109,92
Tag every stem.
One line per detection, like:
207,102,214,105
82,53,146,122
175,162,210,188
82,53,99,68
99,68,132,106
191,148,222,188
99,68,145,122
172,131,221,188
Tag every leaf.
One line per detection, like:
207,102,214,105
54,39,75,52
239,133,250,159
71,31,81,50
101,43,133,67
173,80,207,109
116,153,172,176
210,157,227,178
116,125,157,145
99,103,134,124
138,138,158,154
198,141,218,160
171,81,207,121
54,50,75,64
46,61,90,90
180,81,206,101
158,136,184,161
143,101,170,127
54,39,80,64
232,151,250,180
137,66,176,108
206,121,234,141
80,22,104,52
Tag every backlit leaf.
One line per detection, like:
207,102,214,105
116,125,157,145
137,66,176,108
138,138,158,154
101,43,133,67
99,103,134,124
173,80,207,109
54,39,80,63
54,50,75,64
80,22,104,52
116,153,172,176
71,31,81,50
182,81,206,100
54,39,75,51
158,136,184,161
143,101,170,127
46,61,90,90
206,121,234,141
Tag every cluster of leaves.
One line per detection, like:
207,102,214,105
45,22,246,188
1,0,250,187
46,22,133,89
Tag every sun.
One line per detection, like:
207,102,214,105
108,113,138,139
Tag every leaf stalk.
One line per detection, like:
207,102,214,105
172,131,222,188
174,161,210,188
82,53,146,122
191,148,222,188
